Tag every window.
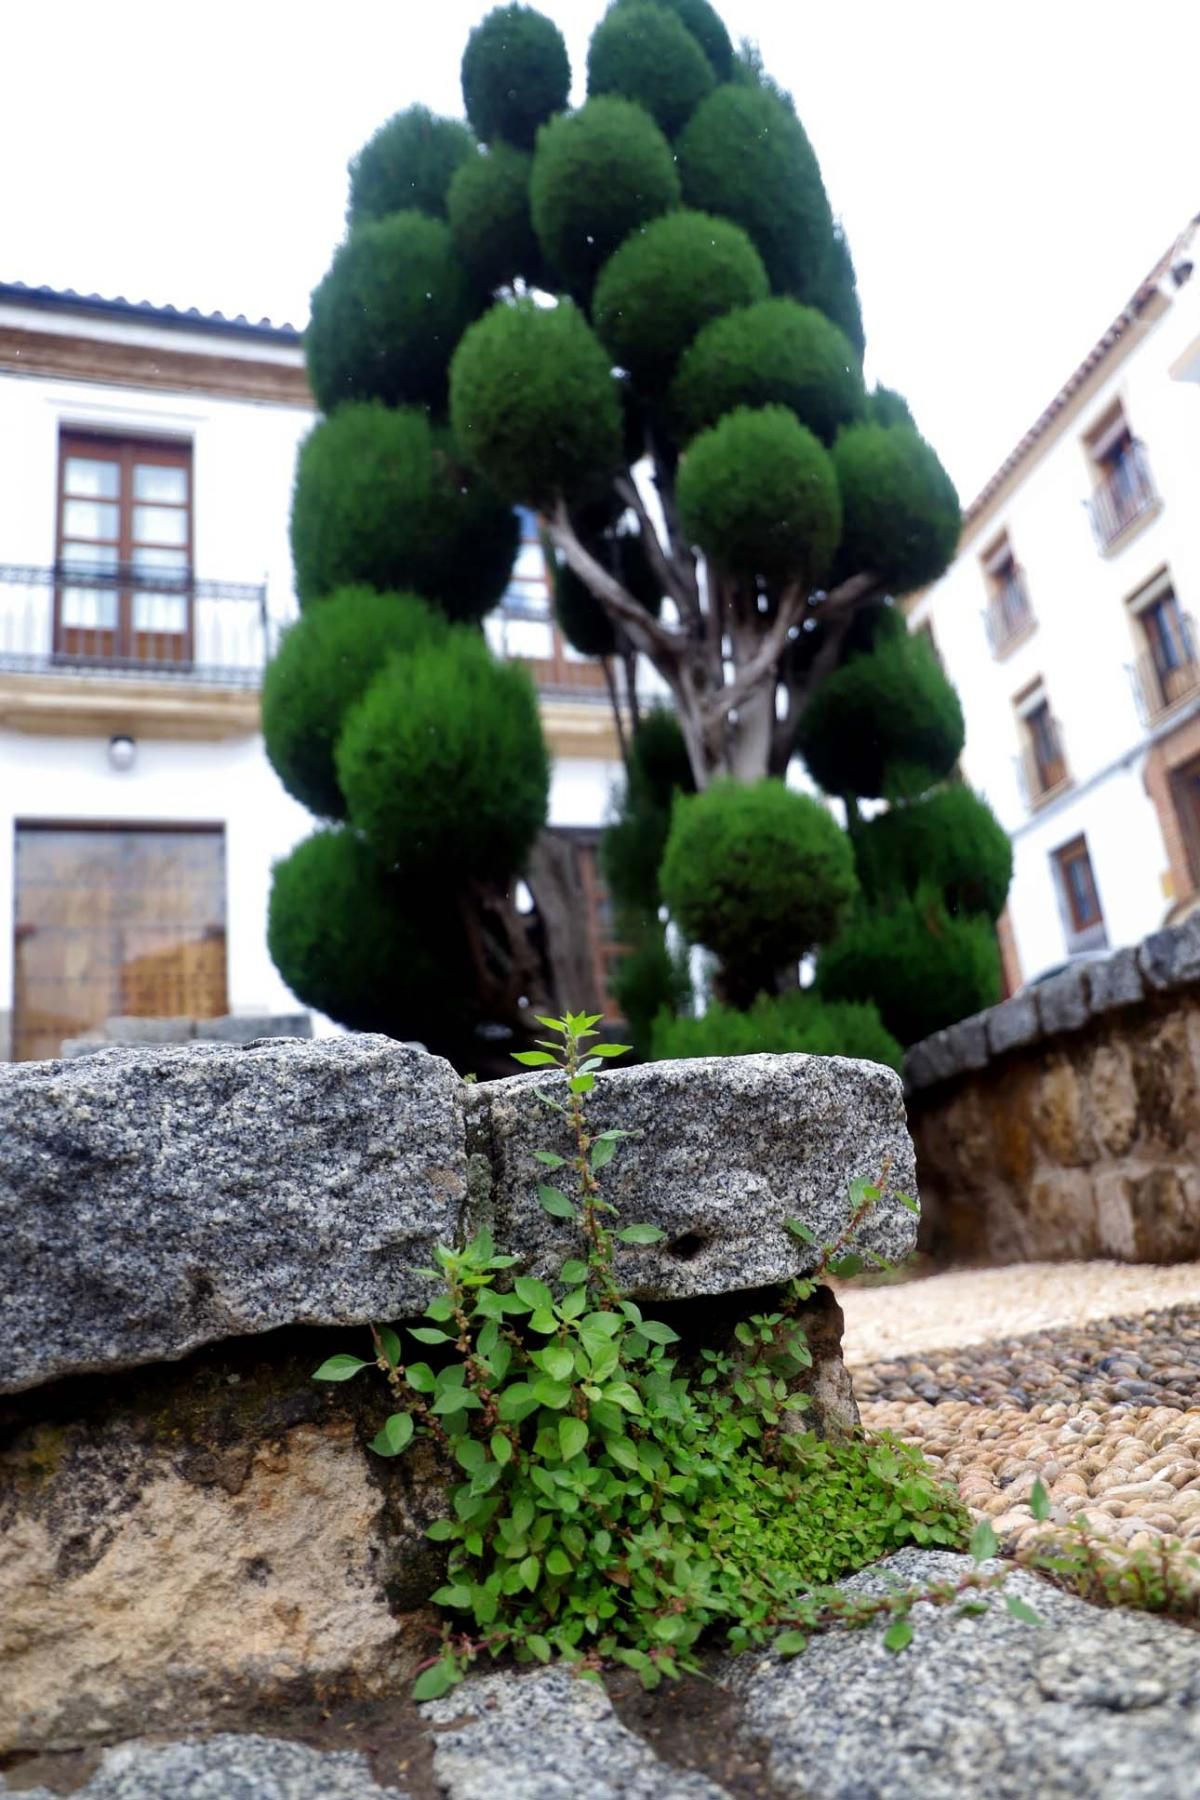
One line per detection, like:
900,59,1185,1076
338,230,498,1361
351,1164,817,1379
1015,683,1068,804
56,433,192,665
1084,404,1157,550
981,533,1033,654
1052,835,1107,950
1127,571,1199,719
1169,754,1200,890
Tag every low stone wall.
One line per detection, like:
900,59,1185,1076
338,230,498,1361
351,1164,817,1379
905,917,1200,1265
59,1011,313,1057
0,1037,913,1757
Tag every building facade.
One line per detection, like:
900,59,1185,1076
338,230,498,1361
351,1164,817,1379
0,284,628,1061
908,215,1200,989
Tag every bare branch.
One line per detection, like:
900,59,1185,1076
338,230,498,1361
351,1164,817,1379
614,475,698,623
546,502,681,666
701,581,806,729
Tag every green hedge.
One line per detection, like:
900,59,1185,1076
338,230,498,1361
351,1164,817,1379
817,897,1002,1047
347,107,475,224
677,405,840,587
651,989,902,1071
530,96,680,294
671,297,863,446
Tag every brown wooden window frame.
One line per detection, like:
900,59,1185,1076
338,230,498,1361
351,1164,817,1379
1052,835,1105,940
55,431,194,668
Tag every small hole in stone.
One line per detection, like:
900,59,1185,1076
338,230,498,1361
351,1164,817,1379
668,1232,707,1262
190,1274,214,1303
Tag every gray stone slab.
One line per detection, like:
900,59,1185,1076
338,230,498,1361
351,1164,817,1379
103,1015,195,1043
903,1029,957,1092
1087,946,1145,1015
0,1735,409,1799
1035,963,1090,1037
985,991,1040,1056
1138,915,1200,992
423,1667,729,1800
946,1011,990,1072
0,1036,467,1393
467,1053,918,1301
725,1548,1200,1799
194,1013,314,1043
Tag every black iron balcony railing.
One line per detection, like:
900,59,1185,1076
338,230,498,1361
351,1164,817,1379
1130,614,1200,724
1016,714,1069,808
0,563,276,688
1086,442,1159,551
983,570,1034,654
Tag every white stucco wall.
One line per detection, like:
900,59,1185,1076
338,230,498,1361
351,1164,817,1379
910,260,1200,981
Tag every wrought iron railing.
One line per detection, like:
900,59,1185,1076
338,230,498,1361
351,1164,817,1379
1130,614,1200,723
1086,442,1159,551
0,564,279,687
983,570,1034,654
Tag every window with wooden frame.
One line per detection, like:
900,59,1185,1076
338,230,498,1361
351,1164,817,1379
1126,568,1199,720
1083,402,1157,550
1014,681,1068,804
1169,753,1200,891
981,531,1033,654
1052,834,1106,950
56,433,193,666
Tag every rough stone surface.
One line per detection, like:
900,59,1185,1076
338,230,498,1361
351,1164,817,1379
467,1054,917,1300
422,1667,730,1800
1139,913,1200,992
195,1013,315,1043
0,1036,467,1393
984,990,1040,1056
0,1735,410,1799
1088,946,1145,1015
1035,963,1090,1036
724,1549,1200,1799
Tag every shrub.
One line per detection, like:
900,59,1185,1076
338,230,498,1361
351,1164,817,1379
347,106,475,224
817,896,1002,1047
587,2,715,137
530,96,681,294
261,587,444,820
808,223,865,362
832,422,960,595
671,298,864,447
677,405,841,588
651,989,902,1071
461,3,571,150
305,213,477,415
660,779,858,997
677,85,833,299
796,632,964,801
450,297,622,504
267,828,471,1042
593,210,768,392
868,385,916,431
448,144,543,293
613,0,734,77
854,785,1013,922
290,404,517,617
335,633,549,881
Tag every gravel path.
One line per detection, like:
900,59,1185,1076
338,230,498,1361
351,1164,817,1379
838,1264,1200,1571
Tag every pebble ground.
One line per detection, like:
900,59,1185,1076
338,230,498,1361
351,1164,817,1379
838,1263,1200,1568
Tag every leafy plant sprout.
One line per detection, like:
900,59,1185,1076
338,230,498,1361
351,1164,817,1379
317,1013,1189,1701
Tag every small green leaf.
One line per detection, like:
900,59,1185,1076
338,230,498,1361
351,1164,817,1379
828,1253,864,1278
895,1191,920,1214
534,1150,565,1168
569,1073,595,1094
425,1518,456,1542
546,1547,572,1576
512,1051,560,1067
536,1345,575,1382
534,1014,566,1033
431,1388,483,1416
528,1309,559,1335
491,1432,513,1465
616,1224,667,1246
369,1412,414,1457
1004,1595,1044,1626
605,1435,639,1471
516,1275,556,1312
405,1362,436,1393
637,1319,680,1345
970,1521,998,1563
527,1633,552,1662
559,1417,588,1461
454,1438,486,1474
560,1259,589,1284
409,1327,452,1345
531,1378,572,1410
1030,1478,1052,1523
537,1185,578,1221
591,1136,618,1172
590,1044,632,1058
431,1583,472,1608
883,1618,913,1653
313,1355,369,1382
774,1630,808,1658
413,1660,460,1701
519,1555,540,1591
603,1381,643,1414
375,1327,402,1366
784,1218,817,1246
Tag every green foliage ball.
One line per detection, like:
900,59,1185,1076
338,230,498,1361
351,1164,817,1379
449,297,622,504
614,0,733,77
290,403,518,618
677,85,834,299
808,224,865,363
676,405,841,587
305,213,477,415
448,144,543,292
347,107,475,225
262,587,445,821
593,210,768,392
854,785,1013,922
587,3,715,137
796,632,964,801
671,298,864,447
817,898,1002,1047
868,386,916,431
336,633,549,881
660,779,859,992
651,989,902,1072
267,828,470,1043
461,4,571,150
530,97,681,294
833,423,961,595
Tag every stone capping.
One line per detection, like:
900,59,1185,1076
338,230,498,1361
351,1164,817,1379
903,917,1200,1093
59,1012,313,1057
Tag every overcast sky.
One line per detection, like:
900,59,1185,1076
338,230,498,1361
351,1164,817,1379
3,1,1195,500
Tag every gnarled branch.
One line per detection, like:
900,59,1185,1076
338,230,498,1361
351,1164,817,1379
546,501,681,667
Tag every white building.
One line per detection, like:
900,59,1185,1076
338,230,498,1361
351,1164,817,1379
908,214,1200,991
0,283,626,1062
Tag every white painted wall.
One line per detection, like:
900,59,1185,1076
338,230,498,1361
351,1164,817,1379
910,261,1200,981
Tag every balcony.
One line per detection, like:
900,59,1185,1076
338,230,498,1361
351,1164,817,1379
0,563,275,688
983,570,1035,655
1131,615,1200,724
1086,443,1160,552
1016,713,1070,808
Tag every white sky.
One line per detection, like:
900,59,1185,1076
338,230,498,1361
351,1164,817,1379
3,0,1196,502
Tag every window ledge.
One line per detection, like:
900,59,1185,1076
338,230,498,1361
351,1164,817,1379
1028,774,1074,813
1098,497,1163,558
992,617,1038,661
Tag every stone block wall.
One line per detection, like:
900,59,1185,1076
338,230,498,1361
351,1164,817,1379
59,1011,313,1058
905,916,1200,1265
